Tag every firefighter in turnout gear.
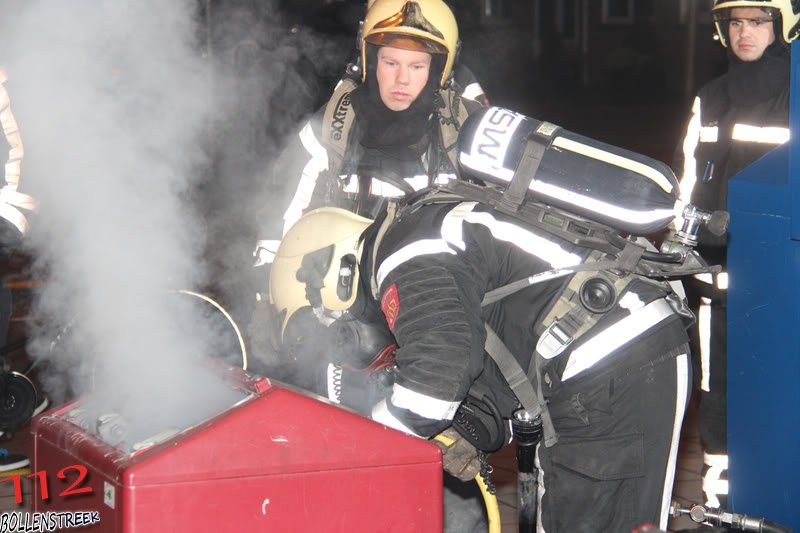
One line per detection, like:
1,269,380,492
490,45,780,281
252,0,482,268
0,67,36,346
270,138,698,533
673,0,796,508
248,0,483,387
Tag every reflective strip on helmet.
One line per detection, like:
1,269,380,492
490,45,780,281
731,123,790,144
371,398,419,436
282,122,330,235
659,353,690,530
461,82,484,102
390,383,461,421
551,136,674,193
679,97,702,206
561,298,675,381
700,126,719,143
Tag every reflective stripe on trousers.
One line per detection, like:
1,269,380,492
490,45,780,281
535,352,690,532
703,452,729,508
693,272,727,392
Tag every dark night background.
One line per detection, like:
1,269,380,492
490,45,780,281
0,0,731,324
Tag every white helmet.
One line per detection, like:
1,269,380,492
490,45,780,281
270,208,373,336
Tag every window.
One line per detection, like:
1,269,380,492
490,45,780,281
602,0,634,24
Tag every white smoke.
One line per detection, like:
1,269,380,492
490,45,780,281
0,0,332,448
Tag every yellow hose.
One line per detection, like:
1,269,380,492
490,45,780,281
477,471,502,533
434,434,502,533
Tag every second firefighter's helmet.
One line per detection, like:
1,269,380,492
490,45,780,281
712,0,800,46
270,208,373,335
361,0,459,87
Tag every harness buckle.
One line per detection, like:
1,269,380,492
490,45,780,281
536,321,575,359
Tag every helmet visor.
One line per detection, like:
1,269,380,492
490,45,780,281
365,33,447,54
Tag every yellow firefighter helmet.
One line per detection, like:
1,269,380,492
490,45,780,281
361,0,459,87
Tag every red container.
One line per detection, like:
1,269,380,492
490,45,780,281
32,375,443,532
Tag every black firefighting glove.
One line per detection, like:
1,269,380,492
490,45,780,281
434,427,482,482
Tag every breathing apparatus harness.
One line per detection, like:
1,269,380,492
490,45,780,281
366,180,717,454
317,101,729,455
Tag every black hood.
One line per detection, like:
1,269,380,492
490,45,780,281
350,44,445,161
724,38,789,106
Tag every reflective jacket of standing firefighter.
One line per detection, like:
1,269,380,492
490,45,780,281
0,67,36,244
675,43,790,248
253,0,486,268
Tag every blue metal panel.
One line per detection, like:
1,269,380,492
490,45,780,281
790,40,800,238
727,41,800,529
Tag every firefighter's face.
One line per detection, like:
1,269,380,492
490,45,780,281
375,46,432,111
728,7,776,61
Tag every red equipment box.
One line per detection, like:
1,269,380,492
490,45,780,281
32,374,443,532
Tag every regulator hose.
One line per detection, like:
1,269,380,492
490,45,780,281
433,433,502,533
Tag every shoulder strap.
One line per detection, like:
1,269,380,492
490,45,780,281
437,89,470,172
321,78,359,178
369,200,399,299
494,121,560,215
483,324,557,445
